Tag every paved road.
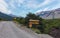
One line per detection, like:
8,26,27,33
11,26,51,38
0,21,53,38
0,21,40,38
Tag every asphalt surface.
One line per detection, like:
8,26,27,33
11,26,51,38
0,21,53,38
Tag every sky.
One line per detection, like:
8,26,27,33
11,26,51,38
0,0,60,17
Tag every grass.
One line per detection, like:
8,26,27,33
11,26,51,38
31,28,41,34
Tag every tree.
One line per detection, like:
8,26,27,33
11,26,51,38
15,17,25,24
25,12,45,33
25,13,41,25
0,18,2,20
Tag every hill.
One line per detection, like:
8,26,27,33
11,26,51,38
0,12,14,20
37,8,60,19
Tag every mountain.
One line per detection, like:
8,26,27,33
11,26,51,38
9,14,17,17
0,12,14,20
37,8,60,19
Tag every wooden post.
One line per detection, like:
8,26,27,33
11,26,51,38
29,22,32,28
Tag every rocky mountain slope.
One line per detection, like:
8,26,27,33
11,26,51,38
37,8,60,19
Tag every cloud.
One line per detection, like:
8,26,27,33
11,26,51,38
0,0,25,14
35,7,50,13
0,0,60,16
0,0,12,14
0,0,55,14
38,0,54,8
18,0,25,4
9,0,16,9
24,0,38,9
51,4,60,10
35,0,60,13
23,0,55,9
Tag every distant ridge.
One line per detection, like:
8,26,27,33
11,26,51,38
0,12,14,20
9,14,17,17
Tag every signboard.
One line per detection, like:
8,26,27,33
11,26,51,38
29,19,39,28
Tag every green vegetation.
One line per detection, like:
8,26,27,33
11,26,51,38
15,12,60,34
14,17,25,25
0,18,4,21
25,13,43,27
43,19,60,34
0,18,2,20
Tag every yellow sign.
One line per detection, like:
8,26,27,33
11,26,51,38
29,19,39,28
32,21,39,24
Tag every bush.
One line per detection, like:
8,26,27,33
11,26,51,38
15,17,25,25
43,19,60,34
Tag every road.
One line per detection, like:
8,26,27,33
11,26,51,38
0,21,53,38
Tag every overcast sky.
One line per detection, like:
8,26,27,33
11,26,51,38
0,0,60,17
